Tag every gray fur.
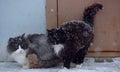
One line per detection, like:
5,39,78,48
7,33,60,68
27,34,56,60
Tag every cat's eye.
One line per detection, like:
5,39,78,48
21,43,24,48
21,43,28,49
15,43,18,46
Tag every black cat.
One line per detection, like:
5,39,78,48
47,3,103,69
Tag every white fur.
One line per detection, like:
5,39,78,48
11,45,27,65
90,42,93,46
63,67,68,70
76,64,83,68
52,44,64,55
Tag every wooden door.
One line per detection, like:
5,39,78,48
46,0,120,57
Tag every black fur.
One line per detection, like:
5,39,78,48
47,3,103,69
83,3,103,26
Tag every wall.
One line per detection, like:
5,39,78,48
0,0,46,61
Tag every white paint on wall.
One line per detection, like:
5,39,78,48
0,0,46,61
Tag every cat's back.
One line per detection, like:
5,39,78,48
59,20,93,35
27,34,56,60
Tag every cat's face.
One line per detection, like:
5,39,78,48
7,34,28,54
47,29,66,45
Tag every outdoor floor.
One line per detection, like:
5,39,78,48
0,58,120,72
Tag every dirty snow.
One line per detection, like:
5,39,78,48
0,58,120,72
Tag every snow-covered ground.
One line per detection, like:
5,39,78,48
0,58,120,72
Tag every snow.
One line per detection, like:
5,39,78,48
0,58,120,72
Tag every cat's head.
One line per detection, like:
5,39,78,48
47,28,66,45
7,33,28,54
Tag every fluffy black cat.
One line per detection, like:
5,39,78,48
47,3,103,69
7,34,59,68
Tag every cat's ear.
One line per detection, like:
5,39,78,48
46,29,50,35
8,38,14,42
47,29,51,34
56,28,62,33
47,29,50,32
21,33,25,38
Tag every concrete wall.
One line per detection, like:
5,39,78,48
0,0,46,61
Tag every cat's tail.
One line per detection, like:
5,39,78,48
82,3,103,27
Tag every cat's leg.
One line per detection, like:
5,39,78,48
23,63,29,69
74,53,85,68
63,56,72,69
22,58,30,69
72,53,84,68
25,54,39,68
62,40,76,69
72,48,88,68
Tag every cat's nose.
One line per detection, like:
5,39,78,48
19,50,24,54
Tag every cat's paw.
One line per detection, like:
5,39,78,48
63,67,68,70
22,58,30,69
22,64,29,69
76,64,83,68
27,54,38,64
